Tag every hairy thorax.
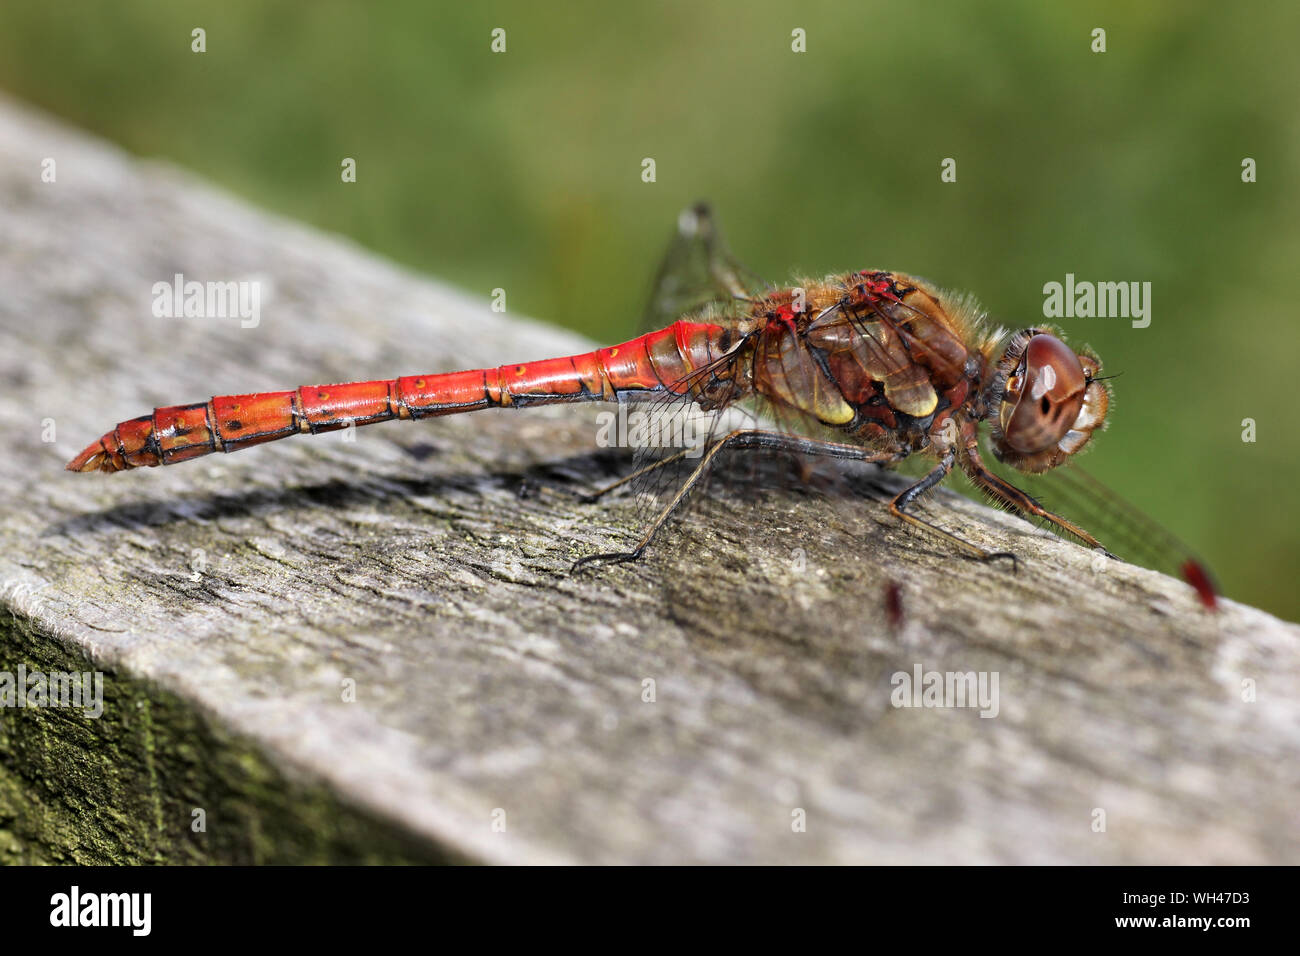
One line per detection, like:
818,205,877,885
744,271,994,458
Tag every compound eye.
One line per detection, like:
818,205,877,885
1000,334,1088,454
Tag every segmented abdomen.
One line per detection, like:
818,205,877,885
67,320,734,473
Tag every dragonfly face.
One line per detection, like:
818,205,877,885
987,329,1110,474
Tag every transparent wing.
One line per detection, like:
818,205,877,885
637,202,773,334
956,453,1218,608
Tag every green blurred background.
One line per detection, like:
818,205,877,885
1,0,1295,619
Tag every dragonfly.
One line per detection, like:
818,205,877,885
66,203,1216,607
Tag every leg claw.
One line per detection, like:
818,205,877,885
570,550,643,574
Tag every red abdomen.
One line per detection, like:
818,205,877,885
67,321,735,473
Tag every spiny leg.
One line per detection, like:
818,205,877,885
961,443,1112,556
578,418,864,502
889,452,1018,567
577,446,696,503
571,429,896,573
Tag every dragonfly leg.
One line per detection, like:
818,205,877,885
577,447,695,503
960,444,1113,556
889,453,1018,567
571,429,895,573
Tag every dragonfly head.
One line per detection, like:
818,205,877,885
988,330,1110,474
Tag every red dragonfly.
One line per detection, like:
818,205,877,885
67,204,1215,606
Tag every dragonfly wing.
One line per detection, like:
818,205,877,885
637,202,772,334
957,455,1218,608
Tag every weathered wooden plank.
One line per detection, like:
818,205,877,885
1,95,1296,864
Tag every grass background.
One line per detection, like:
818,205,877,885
0,0,1295,618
